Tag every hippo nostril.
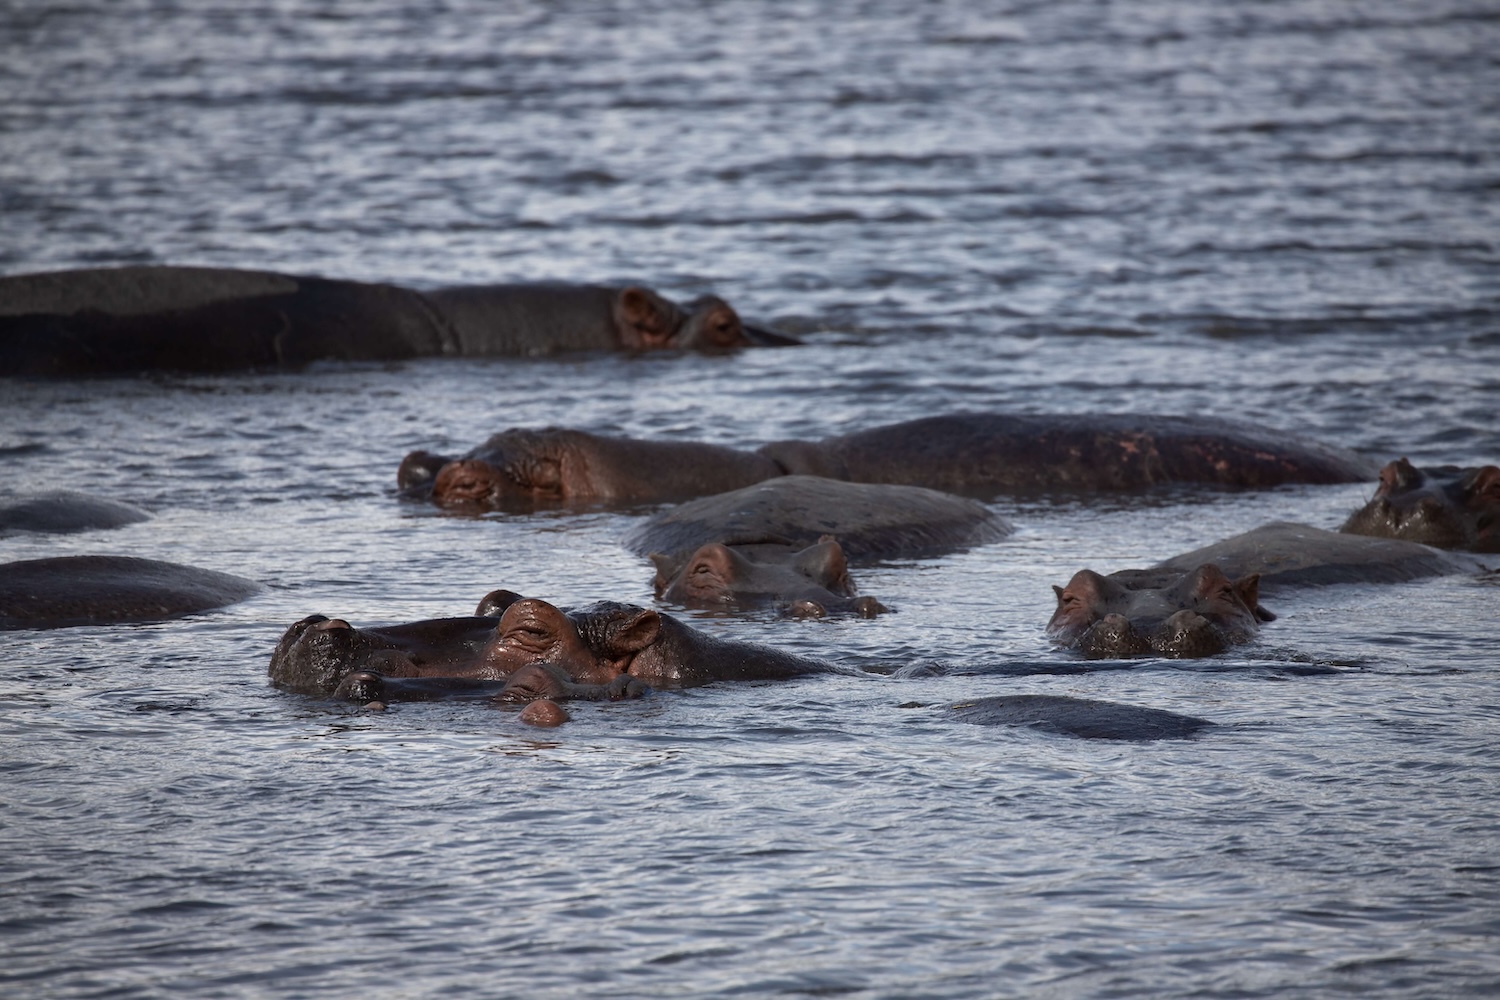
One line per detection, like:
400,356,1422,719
1078,614,1150,659
852,596,887,618
1150,611,1228,659
786,599,827,619
315,618,352,631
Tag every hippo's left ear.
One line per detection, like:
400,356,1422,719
607,607,662,655
648,554,680,597
1233,573,1277,622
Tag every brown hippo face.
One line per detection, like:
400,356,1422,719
650,538,883,618
676,295,747,349
1342,458,1500,552
431,455,563,507
612,286,747,350
482,598,662,685
1048,564,1264,659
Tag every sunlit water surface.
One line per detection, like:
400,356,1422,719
2,1,1499,997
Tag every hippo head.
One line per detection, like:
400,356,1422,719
1047,564,1266,659
1341,458,1500,553
481,598,662,686
427,429,576,508
650,538,885,618
612,287,748,350
268,615,391,695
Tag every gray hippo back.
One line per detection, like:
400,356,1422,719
622,475,1013,564
0,491,152,534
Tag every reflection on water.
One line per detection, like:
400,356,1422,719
3,0,1500,997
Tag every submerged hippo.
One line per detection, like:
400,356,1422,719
269,594,841,698
623,476,1013,563
0,265,791,375
403,413,1372,510
650,537,887,618
0,491,151,534
624,476,1011,617
948,694,1213,741
1047,563,1268,659
1153,521,1491,594
0,555,261,629
400,427,782,507
1341,458,1500,553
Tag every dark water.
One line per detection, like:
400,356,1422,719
3,1,1500,997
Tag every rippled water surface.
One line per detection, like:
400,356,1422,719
3,2,1499,997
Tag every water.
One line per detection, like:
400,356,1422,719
2,1,1499,996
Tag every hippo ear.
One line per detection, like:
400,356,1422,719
1468,465,1500,502
649,553,679,597
615,286,682,349
795,539,852,594
1377,457,1421,496
607,607,662,654
1052,584,1066,606
475,589,524,617
1232,573,1277,622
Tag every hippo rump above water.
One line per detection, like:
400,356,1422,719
399,413,1375,510
0,555,262,629
0,265,793,375
0,491,152,535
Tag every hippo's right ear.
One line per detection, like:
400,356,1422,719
607,607,662,655
615,286,681,349
1052,584,1067,606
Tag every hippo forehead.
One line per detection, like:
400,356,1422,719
569,601,655,650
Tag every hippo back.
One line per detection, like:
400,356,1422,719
622,475,1013,563
420,283,624,355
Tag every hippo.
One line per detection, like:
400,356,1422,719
1152,521,1491,594
268,613,507,696
623,475,1013,563
625,476,1010,617
0,265,792,375
757,413,1375,494
402,413,1372,511
650,537,887,618
1047,563,1268,659
0,491,152,534
947,694,1214,741
422,282,795,353
268,594,841,698
1340,458,1500,553
400,427,783,508
0,555,262,629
